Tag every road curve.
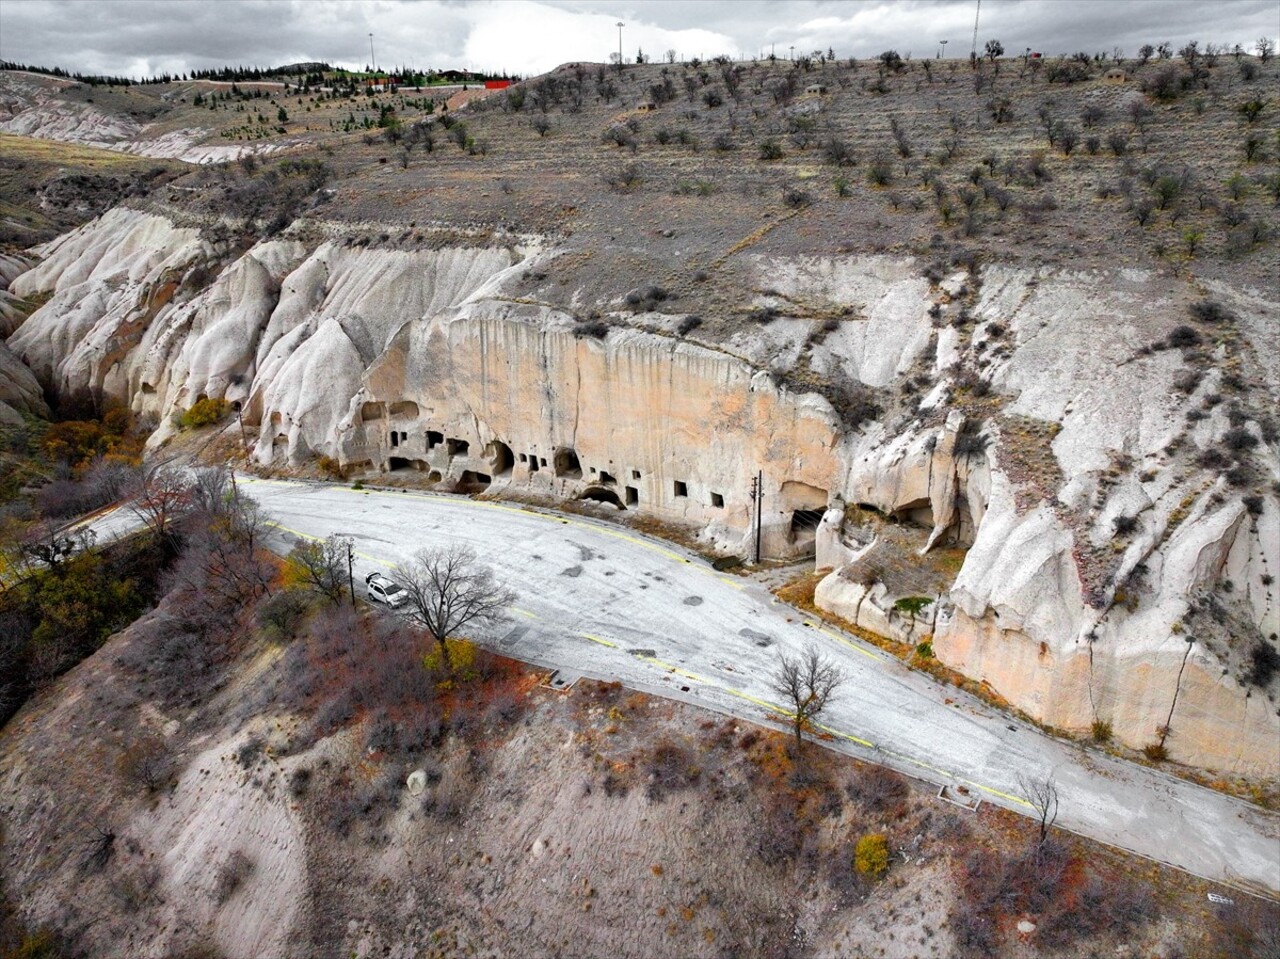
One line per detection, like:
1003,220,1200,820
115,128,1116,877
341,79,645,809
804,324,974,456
114,477,1280,896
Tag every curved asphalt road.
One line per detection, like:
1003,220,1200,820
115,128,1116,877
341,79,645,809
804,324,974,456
89,476,1280,896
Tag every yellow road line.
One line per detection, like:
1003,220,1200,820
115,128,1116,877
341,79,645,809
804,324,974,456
512,607,539,619
722,687,783,712
263,519,393,567
814,722,875,749
816,625,883,661
961,778,1035,808
580,632,617,648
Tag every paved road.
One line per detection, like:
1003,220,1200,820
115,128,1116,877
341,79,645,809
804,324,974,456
89,477,1280,895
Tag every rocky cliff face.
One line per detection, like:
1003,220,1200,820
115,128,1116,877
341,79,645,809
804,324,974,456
5,208,1277,776
0,71,269,163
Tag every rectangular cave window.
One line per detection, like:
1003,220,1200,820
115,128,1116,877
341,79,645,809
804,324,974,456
390,432,399,447
400,431,408,443
540,457,548,467
600,470,616,485
674,480,688,498
427,430,443,449
631,469,641,480
710,492,724,508
446,438,470,457
625,486,638,505
528,456,539,472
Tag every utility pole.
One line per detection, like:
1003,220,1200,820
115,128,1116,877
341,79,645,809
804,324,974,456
970,0,981,62
232,399,246,448
938,39,948,60
616,21,624,68
346,538,356,612
749,472,763,564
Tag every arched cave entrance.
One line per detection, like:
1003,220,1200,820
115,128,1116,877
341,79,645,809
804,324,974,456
458,470,492,492
554,447,582,479
579,486,625,509
485,440,514,477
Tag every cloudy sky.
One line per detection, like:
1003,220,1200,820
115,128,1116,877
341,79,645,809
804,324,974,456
0,0,1274,79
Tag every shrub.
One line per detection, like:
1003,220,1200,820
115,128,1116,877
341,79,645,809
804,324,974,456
644,740,701,800
1223,427,1258,451
1166,324,1201,347
1091,719,1113,742
782,187,812,208
854,833,890,877
214,850,255,905
758,138,784,160
1246,641,1279,687
606,160,643,192
867,155,892,186
822,137,856,166
1112,514,1139,536
1189,299,1236,324
845,765,909,815
893,596,933,617
1144,64,1188,100
1142,742,1168,761
423,637,480,681
180,397,230,428
256,588,311,639
1238,98,1265,123
573,320,610,339
676,315,702,336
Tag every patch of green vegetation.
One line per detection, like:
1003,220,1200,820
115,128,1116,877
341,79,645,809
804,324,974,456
893,595,933,617
179,397,230,428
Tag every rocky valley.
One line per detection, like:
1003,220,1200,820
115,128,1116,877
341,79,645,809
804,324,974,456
1,35,1278,958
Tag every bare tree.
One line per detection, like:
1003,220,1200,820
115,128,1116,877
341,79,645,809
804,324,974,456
189,464,232,517
770,645,846,755
13,521,96,579
396,544,516,671
130,462,192,549
118,734,172,793
288,533,353,606
1018,773,1060,845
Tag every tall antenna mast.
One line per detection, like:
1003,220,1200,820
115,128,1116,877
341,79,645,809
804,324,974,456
369,33,376,71
971,0,981,60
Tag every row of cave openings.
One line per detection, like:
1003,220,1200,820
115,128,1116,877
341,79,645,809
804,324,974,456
362,403,829,545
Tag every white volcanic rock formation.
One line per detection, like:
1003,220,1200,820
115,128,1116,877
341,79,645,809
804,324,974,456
6,208,1277,776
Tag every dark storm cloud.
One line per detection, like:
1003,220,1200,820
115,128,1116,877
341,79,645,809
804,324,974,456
0,0,1273,79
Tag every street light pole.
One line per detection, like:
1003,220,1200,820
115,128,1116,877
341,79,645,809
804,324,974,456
369,33,375,71
616,21,624,68
939,39,948,59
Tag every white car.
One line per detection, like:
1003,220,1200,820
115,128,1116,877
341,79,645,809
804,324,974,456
365,572,407,609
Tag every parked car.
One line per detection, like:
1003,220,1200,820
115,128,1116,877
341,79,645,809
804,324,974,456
365,571,407,609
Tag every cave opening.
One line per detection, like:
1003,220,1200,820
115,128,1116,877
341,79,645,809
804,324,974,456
579,486,625,509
